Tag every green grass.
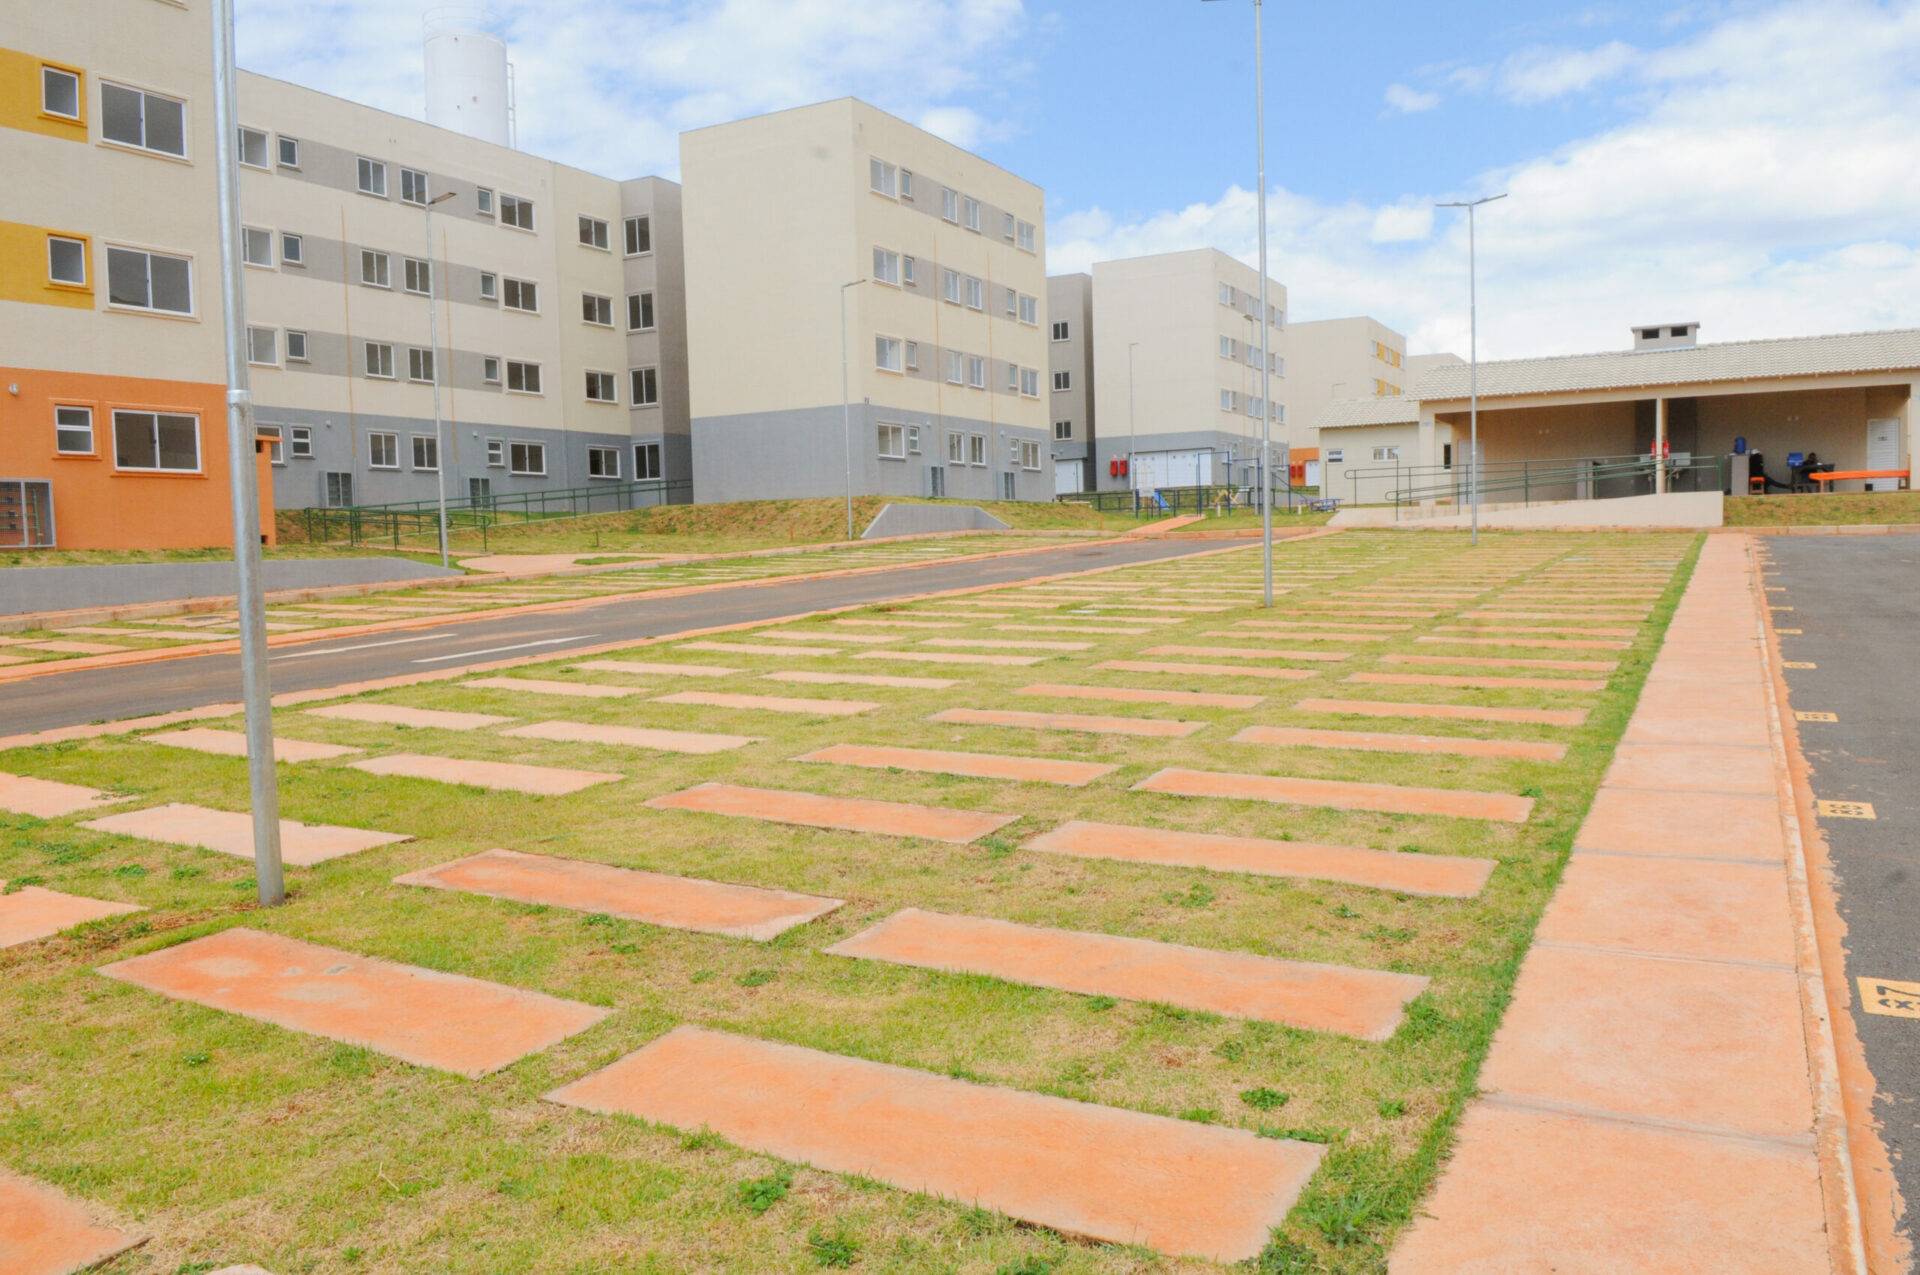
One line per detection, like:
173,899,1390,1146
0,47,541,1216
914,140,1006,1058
0,544,450,570
1725,490,1920,526
0,528,1699,1273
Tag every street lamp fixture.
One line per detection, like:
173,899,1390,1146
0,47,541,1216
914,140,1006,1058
1435,192,1507,548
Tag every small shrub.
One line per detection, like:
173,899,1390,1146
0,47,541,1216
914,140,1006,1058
1084,995,1117,1012
736,968,777,988
995,1256,1056,1275
1241,1087,1290,1112
807,1226,859,1267
114,864,149,879
737,1168,792,1213
1377,1098,1406,1118
1301,1185,1386,1249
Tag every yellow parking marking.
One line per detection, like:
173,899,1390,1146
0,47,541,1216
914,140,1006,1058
1776,628,1803,635
1816,800,1876,820
1859,978,1920,1019
1783,662,1816,669
1795,711,1838,723
1771,606,1795,611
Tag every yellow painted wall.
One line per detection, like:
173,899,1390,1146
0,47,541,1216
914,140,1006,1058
0,219,93,309
0,46,87,142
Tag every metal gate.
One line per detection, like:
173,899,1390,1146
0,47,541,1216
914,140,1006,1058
0,479,55,548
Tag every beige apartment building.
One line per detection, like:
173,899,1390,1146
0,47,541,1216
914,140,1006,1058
1046,272,1096,492
680,99,1052,504
1087,249,1287,493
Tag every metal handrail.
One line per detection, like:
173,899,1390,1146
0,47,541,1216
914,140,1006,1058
1338,453,1726,514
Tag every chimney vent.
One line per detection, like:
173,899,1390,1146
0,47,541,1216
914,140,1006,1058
1632,323,1700,352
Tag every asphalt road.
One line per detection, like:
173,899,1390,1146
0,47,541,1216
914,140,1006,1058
1761,533,1920,1236
0,536,1249,737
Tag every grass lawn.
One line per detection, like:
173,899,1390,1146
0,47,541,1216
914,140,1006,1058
0,544,450,571
0,529,1699,1273
1725,490,1920,526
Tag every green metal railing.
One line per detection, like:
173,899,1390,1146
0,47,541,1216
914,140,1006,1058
1058,480,1314,518
301,479,692,549
1339,453,1727,516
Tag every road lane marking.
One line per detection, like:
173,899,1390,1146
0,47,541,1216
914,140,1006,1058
413,636,597,664
1858,978,1920,1019
1815,800,1876,820
272,634,450,661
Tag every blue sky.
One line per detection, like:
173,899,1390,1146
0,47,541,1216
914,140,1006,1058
238,0,1920,359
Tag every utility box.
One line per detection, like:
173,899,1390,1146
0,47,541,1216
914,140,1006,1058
1726,452,1749,496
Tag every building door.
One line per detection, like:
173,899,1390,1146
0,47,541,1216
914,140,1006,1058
469,477,492,506
324,472,353,507
1866,419,1900,491
1052,459,1083,495
0,480,55,548
927,466,945,498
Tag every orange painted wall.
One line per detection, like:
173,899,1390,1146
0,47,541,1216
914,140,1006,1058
0,367,276,550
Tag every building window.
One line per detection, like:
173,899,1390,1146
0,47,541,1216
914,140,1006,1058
505,360,542,394
966,278,983,310
239,227,272,267
280,233,303,266
247,326,277,366
410,434,438,471
1003,211,1015,240
106,246,192,314
907,426,922,454
500,194,534,231
1328,447,1346,465
578,215,610,249
322,471,353,506
365,342,394,379
1004,286,1018,317
904,341,919,371
873,247,900,285
941,269,961,305
1053,419,1071,440
947,431,965,464
1018,295,1038,325
286,330,308,362
113,410,198,472
1020,440,1041,471
482,356,501,384
627,291,654,331
368,432,398,469
55,405,94,454
290,426,312,458
253,424,284,466
877,423,907,459
502,277,537,311
1052,370,1070,391
398,168,428,206
941,188,959,222
1051,320,1070,342
1248,397,1264,419
967,355,985,389
355,157,387,196
408,347,434,383
1218,282,1233,306
969,433,986,466
1373,445,1402,462
42,66,81,120
635,442,662,479
899,169,915,199
360,250,390,288
581,293,613,326
1020,368,1039,397
238,127,268,169
963,197,980,231
870,157,898,197
1016,220,1037,253
1220,336,1235,360
509,441,546,475
585,370,618,402
403,257,431,295
1220,389,1236,412
476,187,495,217
588,445,620,478
47,235,87,287
1008,362,1020,391
277,135,299,167
624,215,650,255
101,83,185,156
479,272,498,301
902,255,917,286
486,438,505,467
630,366,659,406
875,336,903,372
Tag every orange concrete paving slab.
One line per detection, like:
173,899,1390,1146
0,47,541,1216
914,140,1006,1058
0,652,27,666
797,743,1116,787
1078,602,1231,613
646,782,1014,843
1436,623,1637,638
1211,628,1387,642
349,753,622,795
1416,634,1630,651
0,884,143,948
20,640,127,654
1235,620,1412,631
1231,725,1566,762
462,676,640,699
0,1169,145,1274
1623,703,1775,747
545,1025,1323,1262
81,802,410,866
1144,645,1350,662
99,928,608,1077
500,720,758,755
678,641,842,657
1098,660,1315,680
571,660,741,677
1293,697,1589,727
1026,820,1495,897
756,631,896,645
831,618,957,628
1465,610,1648,622
995,623,1158,635
828,907,1427,1038
395,849,842,940
1018,682,1263,709
1536,854,1796,966
304,703,512,731
1480,944,1813,1139
763,670,958,690
928,707,1205,738
1346,671,1608,692
147,728,360,763
1576,788,1784,860
855,650,1045,667
0,771,113,818
1388,1102,1829,1275
653,690,878,717
1383,653,1617,673
1134,767,1534,822
1604,742,1775,795
920,638,1092,652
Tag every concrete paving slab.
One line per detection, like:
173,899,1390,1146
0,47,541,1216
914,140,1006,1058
798,742,1116,787
0,1168,144,1275
920,638,1093,652
0,884,143,948
1383,653,1618,673
928,707,1205,738
1235,620,1412,631
654,690,878,717
1231,725,1566,762
21,640,127,654
1017,682,1264,709
500,720,758,754
1576,787,1785,861
758,631,897,645
1537,854,1796,966
99,928,608,1078
572,660,742,678
1213,628,1388,642
1416,635,1630,652
831,618,958,628
81,803,411,866
1604,742,1775,795
763,670,958,690
1346,671,1608,692
0,652,28,665
1436,623,1636,638
1098,660,1315,681
304,703,513,731
462,677,639,699
1134,767,1534,822
829,907,1426,1038
545,1024,1323,1262
855,650,1046,666
349,753,622,795
1144,645,1350,662
1026,820,1495,897
147,728,360,763
0,771,112,818
994,623,1159,635
680,641,841,657
1622,704,1776,747
396,849,843,940
646,782,1014,843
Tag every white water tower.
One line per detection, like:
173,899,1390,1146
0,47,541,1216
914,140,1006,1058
424,7,512,148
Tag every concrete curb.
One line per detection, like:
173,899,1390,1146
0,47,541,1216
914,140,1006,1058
1718,524,1920,537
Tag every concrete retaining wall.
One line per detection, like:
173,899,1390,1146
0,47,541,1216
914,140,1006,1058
861,503,1011,540
0,558,460,617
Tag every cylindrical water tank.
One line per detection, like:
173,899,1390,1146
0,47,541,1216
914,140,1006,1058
424,7,510,147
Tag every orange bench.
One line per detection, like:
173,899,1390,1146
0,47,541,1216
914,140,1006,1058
1808,469,1909,485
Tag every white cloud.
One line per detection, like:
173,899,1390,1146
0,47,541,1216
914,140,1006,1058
1370,204,1434,243
1498,40,1639,103
1383,83,1440,114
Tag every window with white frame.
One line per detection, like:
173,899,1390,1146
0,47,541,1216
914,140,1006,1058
41,66,80,119
364,343,394,379
877,423,907,459
588,445,621,478
106,246,192,314
1053,419,1072,440
47,235,86,286
113,410,199,472
1245,344,1260,366
947,431,965,463
966,277,983,310
1018,294,1038,325
944,350,963,384
875,336,903,372
1007,362,1020,391
246,326,277,366
368,432,399,469
408,347,434,383
578,215,610,249
634,442,662,479
627,291,654,331
1218,282,1232,306
585,370,617,402
941,188,959,222
482,356,501,383
324,471,353,506
869,157,897,197
1051,320,1069,342
403,257,431,295
256,425,285,466
1247,397,1264,419
624,215,650,254
502,277,537,311
941,269,961,304
479,272,497,301
1052,370,1070,391
509,441,546,474
1003,286,1018,317
1002,211,1015,239
399,168,428,206
277,134,299,167
55,405,93,454
1020,367,1039,397
505,360,541,394
500,194,534,230
290,426,313,457
1016,219,1036,252
1272,354,1285,376
1220,389,1236,412
238,126,268,168
630,366,658,406
966,355,985,388
1219,336,1235,359
411,434,438,471
1020,440,1041,471
581,293,613,326
101,83,185,156
1373,445,1401,462
476,186,494,217
360,250,390,288
901,255,916,286
355,156,387,196
968,433,986,465
907,425,921,454
963,197,980,231
904,341,919,371
286,330,309,362
873,247,900,285
900,170,915,199
280,233,303,266
486,438,504,467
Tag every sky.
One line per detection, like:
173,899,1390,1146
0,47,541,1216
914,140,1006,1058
236,0,1920,361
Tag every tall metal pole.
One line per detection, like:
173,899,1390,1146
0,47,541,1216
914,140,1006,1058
210,0,284,906
840,279,863,540
1127,340,1139,496
424,192,455,567
1437,193,1506,548
1253,0,1273,607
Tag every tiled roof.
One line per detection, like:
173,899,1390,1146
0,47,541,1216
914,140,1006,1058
1312,396,1421,431
1415,328,1920,402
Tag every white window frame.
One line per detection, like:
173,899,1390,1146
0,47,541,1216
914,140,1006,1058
969,433,987,466
947,431,965,464
279,232,303,266
238,126,268,169
1220,336,1235,359
246,325,277,367
1219,282,1233,306
408,347,435,384
411,434,439,472
403,257,431,296
1020,367,1039,397
587,445,621,479
289,425,313,458
55,405,94,454
578,215,610,250
240,225,272,267
904,341,919,371
100,82,186,157
1021,440,1041,471
907,426,921,454
1052,370,1070,392
582,292,614,327
112,409,200,473
963,197,980,231
1220,389,1236,412
941,188,959,223
634,442,663,480
105,244,193,316
900,170,915,199
399,167,428,206
475,187,495,217
630,366,659,407
486,438,505,467
1004,286,1018,317
902,255,916,287
869,157,898,198
504,360,542,395
1016,220,1036,252
502,277,538,312
47,235,86,287
944,350,964,385
276,135,299,168
499,194,534,231
356,157,388,197
368,431,400,469
1018,294,1038,325
873,247,900,286
627,291,655,331
585,370,618,403
966,277,983,310
942,269,961,305
360,249,391,289
967,356,986,389
1051,320,1070,342
1007,362,1020,391
508,441,546,476
365,342,395,379
483,356,502,384
877,422,907,459
41,65,81,120
1053,419,1072,441
1373,445,1402,462
1003,211,1015,240
285,330,309,362
623,215,650,255
479,272,498,301
875,335,903,373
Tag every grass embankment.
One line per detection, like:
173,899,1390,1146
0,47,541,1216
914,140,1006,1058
0,529,1698,1273
0,544,449,570
1725,490,1920,526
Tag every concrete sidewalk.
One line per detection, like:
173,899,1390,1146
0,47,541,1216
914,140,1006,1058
1393,534,1852,1274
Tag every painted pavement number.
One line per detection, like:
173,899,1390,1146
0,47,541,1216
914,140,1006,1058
1795,711,1838,723
1783,661,1817,669
1815,800,1876,820
1858,977,1920,1019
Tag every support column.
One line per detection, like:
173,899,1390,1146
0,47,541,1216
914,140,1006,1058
1655,396,1668,495
1417,404,1438,510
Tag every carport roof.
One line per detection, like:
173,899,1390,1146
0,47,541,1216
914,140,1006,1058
1313,396,1421,431
1416,327,1920,403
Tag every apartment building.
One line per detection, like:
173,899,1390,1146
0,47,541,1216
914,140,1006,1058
1088,249,1287,493
681,99,1053,504
1045,272,1096,492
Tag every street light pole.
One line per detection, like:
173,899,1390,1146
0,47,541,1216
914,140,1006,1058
1127,340,1139,503
423,191,457,567
840,279,865,541
1436,192,1506,548
209,0,284,906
